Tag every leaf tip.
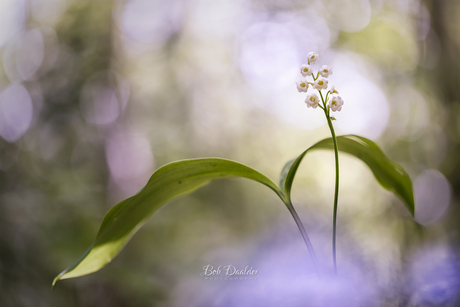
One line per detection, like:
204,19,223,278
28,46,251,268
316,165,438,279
52,268,71,290
51,275,61,290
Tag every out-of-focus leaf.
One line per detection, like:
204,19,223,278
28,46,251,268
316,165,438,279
280,135,414,216
53,158,286,287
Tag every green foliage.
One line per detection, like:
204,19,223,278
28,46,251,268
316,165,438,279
53,135,414,287
280,135,414,215
53,158,286,287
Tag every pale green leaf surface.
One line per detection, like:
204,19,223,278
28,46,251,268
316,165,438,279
53,158,285,287
279,135,414,216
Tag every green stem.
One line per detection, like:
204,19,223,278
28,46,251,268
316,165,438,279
285,201,319,275
326,113,340,275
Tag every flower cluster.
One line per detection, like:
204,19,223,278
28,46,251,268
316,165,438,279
296,52,344,114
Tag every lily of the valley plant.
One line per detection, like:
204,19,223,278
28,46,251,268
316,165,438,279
296,51,345,273
52,52,414,288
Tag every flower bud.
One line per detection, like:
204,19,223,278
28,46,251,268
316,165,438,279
329,85,339,94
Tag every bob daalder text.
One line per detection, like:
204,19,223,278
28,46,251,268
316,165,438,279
200,265,259,277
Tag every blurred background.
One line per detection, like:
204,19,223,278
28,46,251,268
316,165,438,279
1,0,459,306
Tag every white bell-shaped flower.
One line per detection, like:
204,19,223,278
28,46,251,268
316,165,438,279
329,95,344,112
308,52,319,64
296,79,309,92
313,77,328,90
300,64,312,77
329,85,339,94
305,92,320,108
319,65,333,78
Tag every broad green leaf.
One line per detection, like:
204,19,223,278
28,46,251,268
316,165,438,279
53,158,286,287
280,135,414,216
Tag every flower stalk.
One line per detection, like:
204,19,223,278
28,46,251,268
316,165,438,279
325,105,340,275
296,51,344,274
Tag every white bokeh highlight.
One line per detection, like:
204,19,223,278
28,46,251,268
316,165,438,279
19,29,45,80
0,0,26,48
325,0,372,32
79,72,129,126
333,67,389,139
29,0,70,25
239,21,300,91
80,86,120,126
3,28,45,82
116,0,182,50
0,84,33,143
414,169,451,226
106,132,155,194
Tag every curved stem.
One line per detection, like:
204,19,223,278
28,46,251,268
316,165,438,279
285,201,319,275
326,114,340,275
